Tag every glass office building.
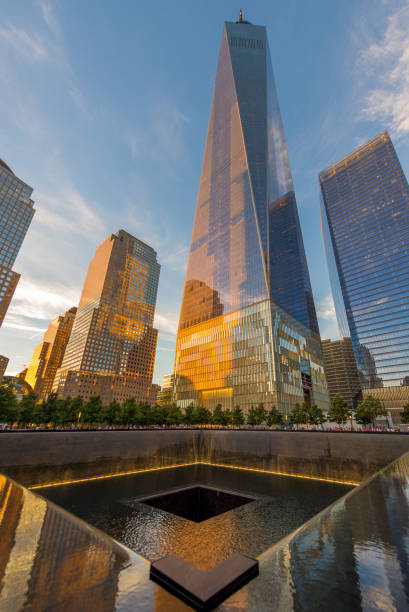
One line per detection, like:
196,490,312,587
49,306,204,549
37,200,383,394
25,307,77,399
174,16,327,415
0,159,35,326
53,230,160,405
319,131,409,418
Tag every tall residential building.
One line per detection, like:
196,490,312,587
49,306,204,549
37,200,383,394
174,15,328,415
319,131,409,422
53,230,160,405
25,307,77,398
0,159,35,326
321,339,361,409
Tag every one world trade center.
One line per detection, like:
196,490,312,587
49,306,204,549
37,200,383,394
174,14,328,416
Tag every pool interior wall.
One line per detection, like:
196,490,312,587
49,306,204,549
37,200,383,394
36,464,352,571
2,430,409,488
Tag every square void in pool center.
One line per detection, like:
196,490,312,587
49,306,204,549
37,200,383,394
137,485,256,522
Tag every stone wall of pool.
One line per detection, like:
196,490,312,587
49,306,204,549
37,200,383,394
1,430,409,488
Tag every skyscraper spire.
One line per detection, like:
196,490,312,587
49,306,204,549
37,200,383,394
236,9,251,24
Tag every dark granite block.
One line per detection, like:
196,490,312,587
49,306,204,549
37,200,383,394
150,552,259,610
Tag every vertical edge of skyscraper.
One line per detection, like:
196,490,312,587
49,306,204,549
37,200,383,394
173,17,328,416
0,159,35,326
53,230,160,405
319,130,409,424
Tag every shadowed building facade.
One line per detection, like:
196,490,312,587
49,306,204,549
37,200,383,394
53,231,160,405
0,159,35,327
321,338,361,409
320,132,409,423
25,307,77,398
174,16,328,415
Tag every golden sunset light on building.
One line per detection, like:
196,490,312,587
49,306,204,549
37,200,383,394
53,230,160,405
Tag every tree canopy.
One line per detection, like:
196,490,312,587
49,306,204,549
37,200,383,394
328,395,349,425
401,403,409,424
355,395,386,426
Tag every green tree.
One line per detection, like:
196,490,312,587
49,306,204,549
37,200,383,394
212,404,224,425
221,408,231,426
122,398,138,425
183,404,196,425
247,406,257,427
54,397,77,426
102,400,120,425
41,392,60,425
231,405,244,426
82,396,103,424
196,406,211,425
400,403,409,424
355,395,386,427
255,403,266,425
266,406,283,427
328,395,349,425
290,402,308,426
70,397,84,424
17,391,38,425
307,404,326,426
139,402,155,426
0,384,18,424
166,404,182,426
152,404,167,426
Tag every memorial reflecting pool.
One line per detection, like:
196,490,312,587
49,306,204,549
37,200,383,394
36,465,352,570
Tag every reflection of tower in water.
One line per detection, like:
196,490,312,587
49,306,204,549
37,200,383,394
0,475,128,610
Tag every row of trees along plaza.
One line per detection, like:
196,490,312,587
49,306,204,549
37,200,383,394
1,383,408,429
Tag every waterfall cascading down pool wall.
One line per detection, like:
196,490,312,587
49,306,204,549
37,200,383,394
1,440,409,609
1,430,409,488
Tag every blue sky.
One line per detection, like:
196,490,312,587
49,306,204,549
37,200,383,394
1,0,409,384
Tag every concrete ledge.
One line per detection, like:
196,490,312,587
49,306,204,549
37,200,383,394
1,430,409,487
150,553,259,611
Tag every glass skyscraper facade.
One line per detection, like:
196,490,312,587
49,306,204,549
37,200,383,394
0,159,35,327
174,17,327,415
53,230,160,405
319,131,409,417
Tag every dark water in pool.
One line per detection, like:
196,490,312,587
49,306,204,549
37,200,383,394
37,465,352,570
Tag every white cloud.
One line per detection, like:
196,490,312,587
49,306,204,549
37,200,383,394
36,178,106,238
123,200,188,274
2,320,46,334
39,0,61,38
317,294,336,320
316,294,340,341
0,25,48,61
359,5,409,136
154,312,178,335
6,278,80,322
123,100,190,166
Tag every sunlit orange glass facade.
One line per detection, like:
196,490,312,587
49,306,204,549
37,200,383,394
25,307,77,398
53,230,160,405
174,19,328,415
